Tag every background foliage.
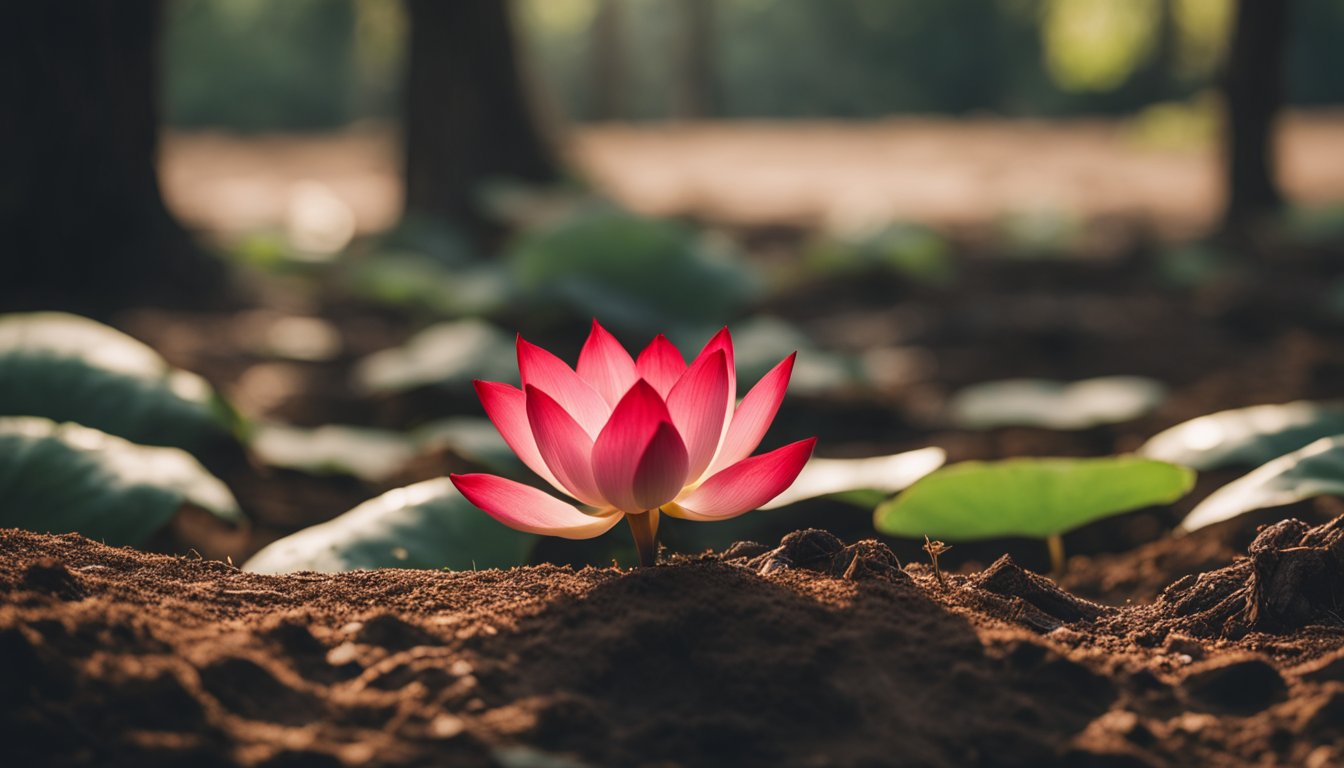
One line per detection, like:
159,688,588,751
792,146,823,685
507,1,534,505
163,0,1344,132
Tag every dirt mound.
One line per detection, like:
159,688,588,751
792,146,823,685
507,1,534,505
3,522,1343,767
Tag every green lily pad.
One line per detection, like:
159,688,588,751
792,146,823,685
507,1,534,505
249,423,418,482
1139,401,1344,472
353,319,518,395
948,376,1167,430
760,447,946,510
508,206,761,338
242,477,536,573
0,312,239,452
0,417,242,546
1180,435,1344,533
874,456,1195,540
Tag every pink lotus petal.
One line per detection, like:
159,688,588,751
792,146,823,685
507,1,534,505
666,349,729,481
635,335,687,397
576,319,638,407
474,380,562,490
592,380,689,513
631,422,692,511
707,353,796,476
676,438,816,519
691,327,736,445
451,473,622,539
525,385,606,507
517,335,611,437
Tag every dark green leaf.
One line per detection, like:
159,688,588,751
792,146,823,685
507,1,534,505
0,417,242,546
242,477,536,573
0,312,238,452
1181,435,1344,533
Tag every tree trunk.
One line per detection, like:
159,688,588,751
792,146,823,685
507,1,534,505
1221,0,1289,231
589,0,627,121
0,0,219,314
674,0,719,119
402,0,560,228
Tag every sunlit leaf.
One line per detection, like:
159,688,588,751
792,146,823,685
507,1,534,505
1139,401,1344,472
948,376,1166,430
242,477,536,573
760,447,946,510
1180,435,1344,533
249,423,417,482
874,456,1194,540
0,417,242,546
353,319,518,395
0,312,239,452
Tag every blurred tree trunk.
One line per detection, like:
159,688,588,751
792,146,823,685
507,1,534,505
674,0,719,119
402,0,560,228
1220,0,1289,231
0,0,219,313
590,0,626,121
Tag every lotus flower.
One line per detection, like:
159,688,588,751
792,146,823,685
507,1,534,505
450,321,816,566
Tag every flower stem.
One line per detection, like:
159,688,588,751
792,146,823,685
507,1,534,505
626,509,660,567
1047,533,1066,577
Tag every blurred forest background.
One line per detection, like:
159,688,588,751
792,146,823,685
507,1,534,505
145,0,1344,255
166,0,1344,127
6,0,1344,573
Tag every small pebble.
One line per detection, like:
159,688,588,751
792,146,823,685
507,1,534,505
326,642,360,667
429,714,465,739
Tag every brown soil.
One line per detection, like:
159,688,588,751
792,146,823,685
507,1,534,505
5,518,1343,768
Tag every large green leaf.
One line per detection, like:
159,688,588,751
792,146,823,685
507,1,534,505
508,206,761,337
352,319,518,395
873,456,1195,540
0,417,242,545
1138,401,1344,472
242,477,536,573
0,312,238,452
1180,435,1344,533
760,447,946,510
948,376,1166,430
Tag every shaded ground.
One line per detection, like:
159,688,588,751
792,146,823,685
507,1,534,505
160,114,1344,240
4,518,1343,768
